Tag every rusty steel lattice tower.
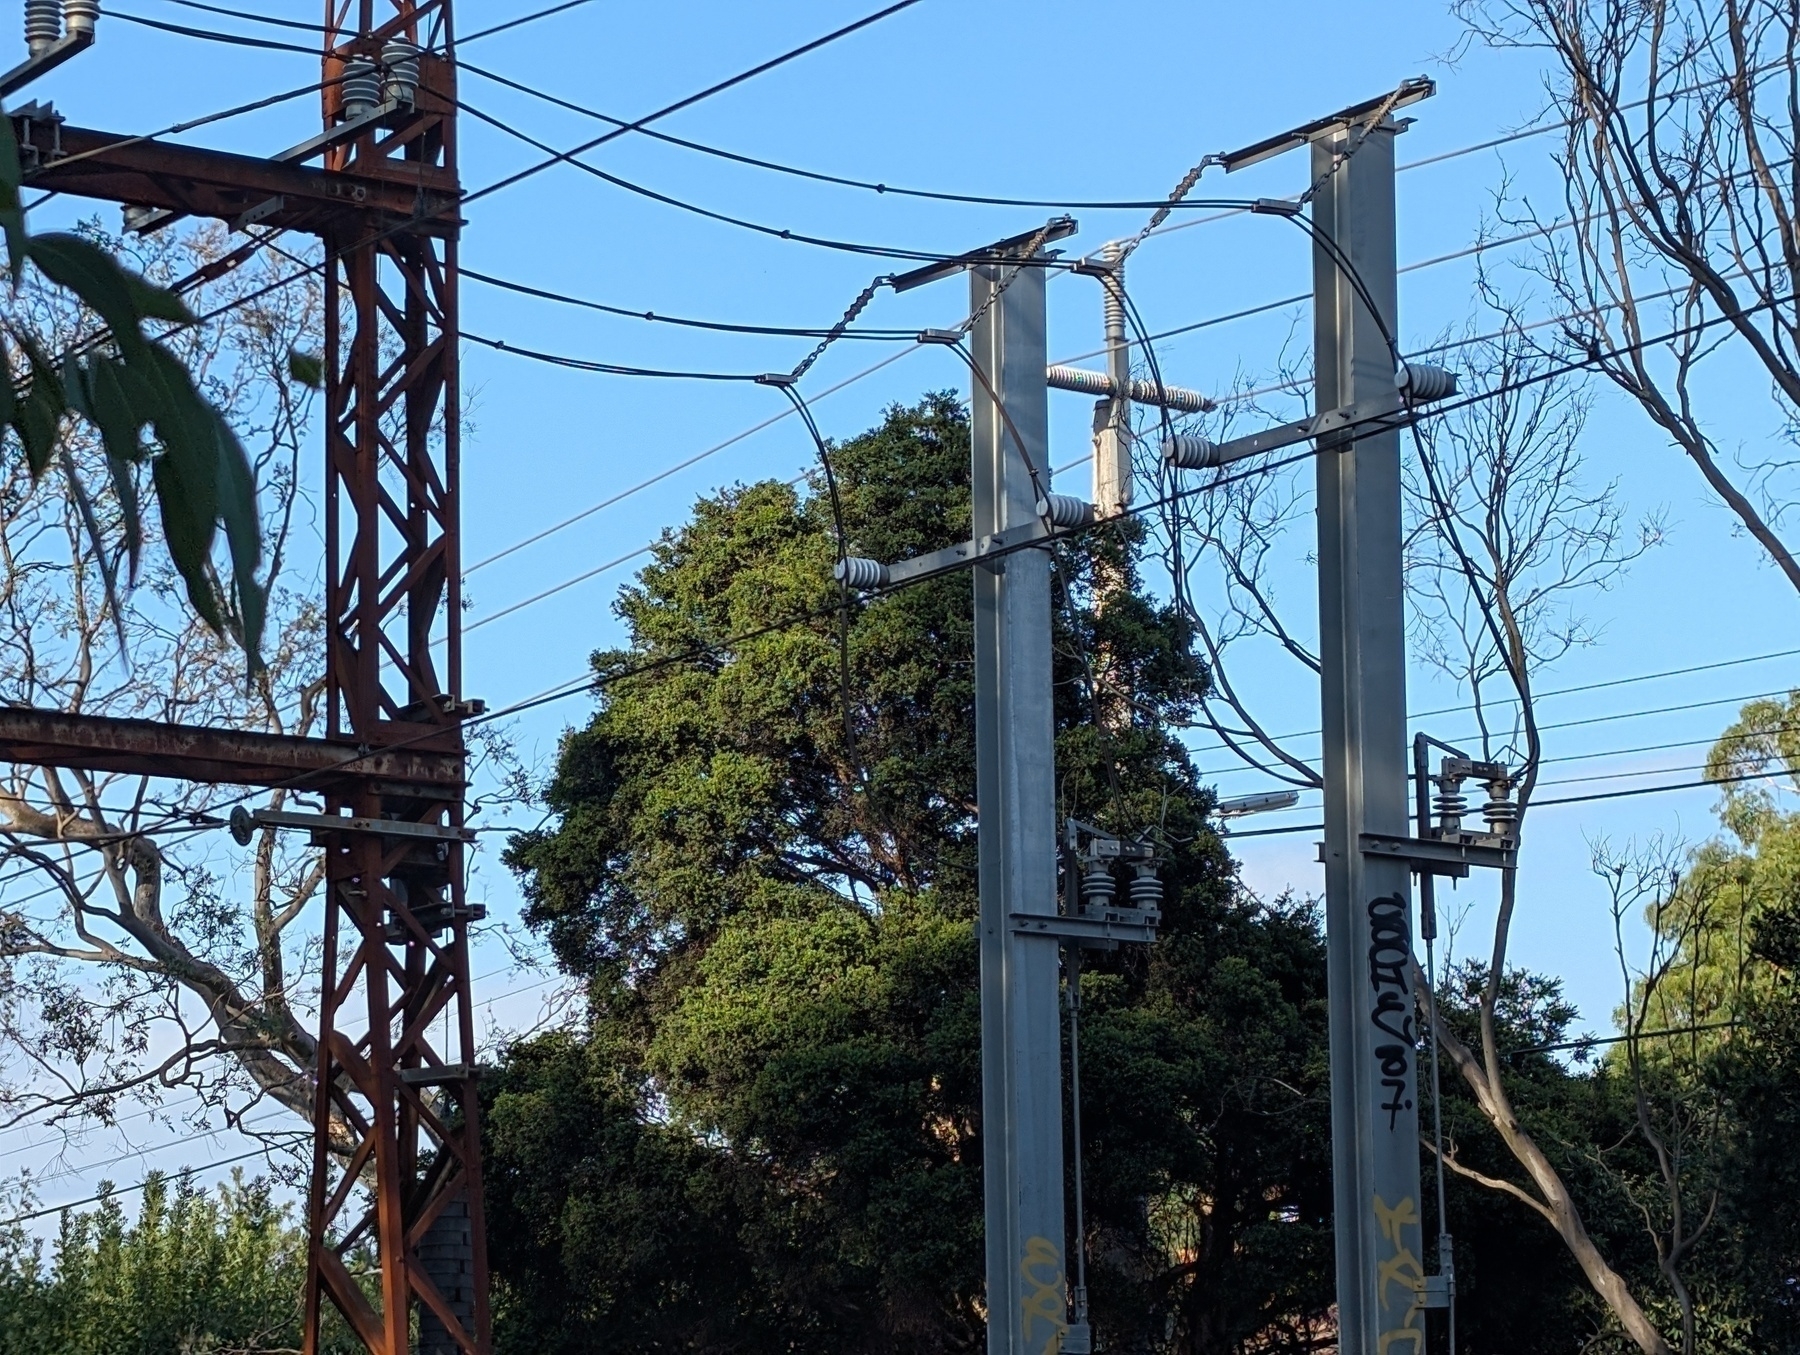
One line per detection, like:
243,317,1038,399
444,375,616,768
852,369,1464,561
0,3,482,1351
304,4,483,1354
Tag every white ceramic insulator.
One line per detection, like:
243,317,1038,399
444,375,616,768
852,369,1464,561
382,39,421,107
61,0,96,37
25,0,60,54
1397,362,1458,403
1037,492,1094,529
1162,433,1220,470
341,58,382,120
833,556,888,590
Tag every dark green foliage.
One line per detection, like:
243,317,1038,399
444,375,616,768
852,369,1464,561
1721,887,1800,1346
1428,965,1646,1351
0,120,266,664
0,1173,362,1354
493,395,1338,1353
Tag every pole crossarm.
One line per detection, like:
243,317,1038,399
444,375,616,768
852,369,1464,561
13,114,462,238
0,707,463,792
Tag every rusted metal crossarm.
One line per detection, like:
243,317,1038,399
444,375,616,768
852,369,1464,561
0,707,463,792
14,118,462,237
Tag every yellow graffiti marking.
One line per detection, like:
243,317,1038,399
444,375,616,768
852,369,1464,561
1378,1245,1424,1307
1373,1193,1419,1243
1373,1195,1425,1355
1019,1235,1068,1355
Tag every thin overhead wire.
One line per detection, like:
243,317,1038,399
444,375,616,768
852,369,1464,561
458,96,1069,263
110,9,318,53
462,330,770,382
459,291,1790,652
150,0,325,33
463,267,915,340
463,0,928,209
460,0,600,45
455,56,1253,214
1222,764,1800,842
129,0,602,47
1189,648,1800,766
463,346,921,576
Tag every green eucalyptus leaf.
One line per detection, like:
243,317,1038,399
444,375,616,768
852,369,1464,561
122,272,195,326
12,382,56,477
0,115,25,279
134,343,219,538
57,444,127,652
84,357,147,580
151,449,226,635
27,234,152,351
286,349,324,389
208,405,265,664
9,330,64,479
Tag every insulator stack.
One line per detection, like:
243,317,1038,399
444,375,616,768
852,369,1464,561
1482,785,1517,836
61,0,95,37
1080,862,1116,909
833,556,888,590
1432,788,1466,835
1163,433,1220,470
1397,362,1458,403
1037,492,1095,529
1128,862,1162,910
24,0,59,55
382,39,421,107
341,58,382,120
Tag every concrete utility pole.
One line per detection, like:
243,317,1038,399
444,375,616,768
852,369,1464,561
1311,115,1428,1355
969,258,1069,1355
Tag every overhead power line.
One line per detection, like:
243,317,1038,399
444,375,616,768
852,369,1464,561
463,266,917,339
463,0,927,210
463,346,920,576
456,56,1272,213
134,0,601,45
456,282,1791,652
1189,648,1800,770
459,0,601,44
1226,763,1800,843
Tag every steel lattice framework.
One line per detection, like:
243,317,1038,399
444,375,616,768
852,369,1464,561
305,5,484,1353
1,3,485,1351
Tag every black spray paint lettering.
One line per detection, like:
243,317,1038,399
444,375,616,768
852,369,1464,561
1367,895,1414,1131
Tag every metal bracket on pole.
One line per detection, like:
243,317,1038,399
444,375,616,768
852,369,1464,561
1359,832,1513,877
228,804,475,847
1008,906,1160,947
0,28,94,100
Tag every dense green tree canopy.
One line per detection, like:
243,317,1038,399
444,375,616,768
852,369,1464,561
0,1173,362,1354
492,395,1340,1354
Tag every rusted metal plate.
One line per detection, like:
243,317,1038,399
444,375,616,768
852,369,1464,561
0,708,463,790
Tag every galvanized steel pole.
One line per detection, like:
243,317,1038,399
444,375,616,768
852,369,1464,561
1312,117,1428,1355
970,258,1069,1355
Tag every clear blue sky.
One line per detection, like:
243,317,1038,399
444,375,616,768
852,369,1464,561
8,0,1798,1215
